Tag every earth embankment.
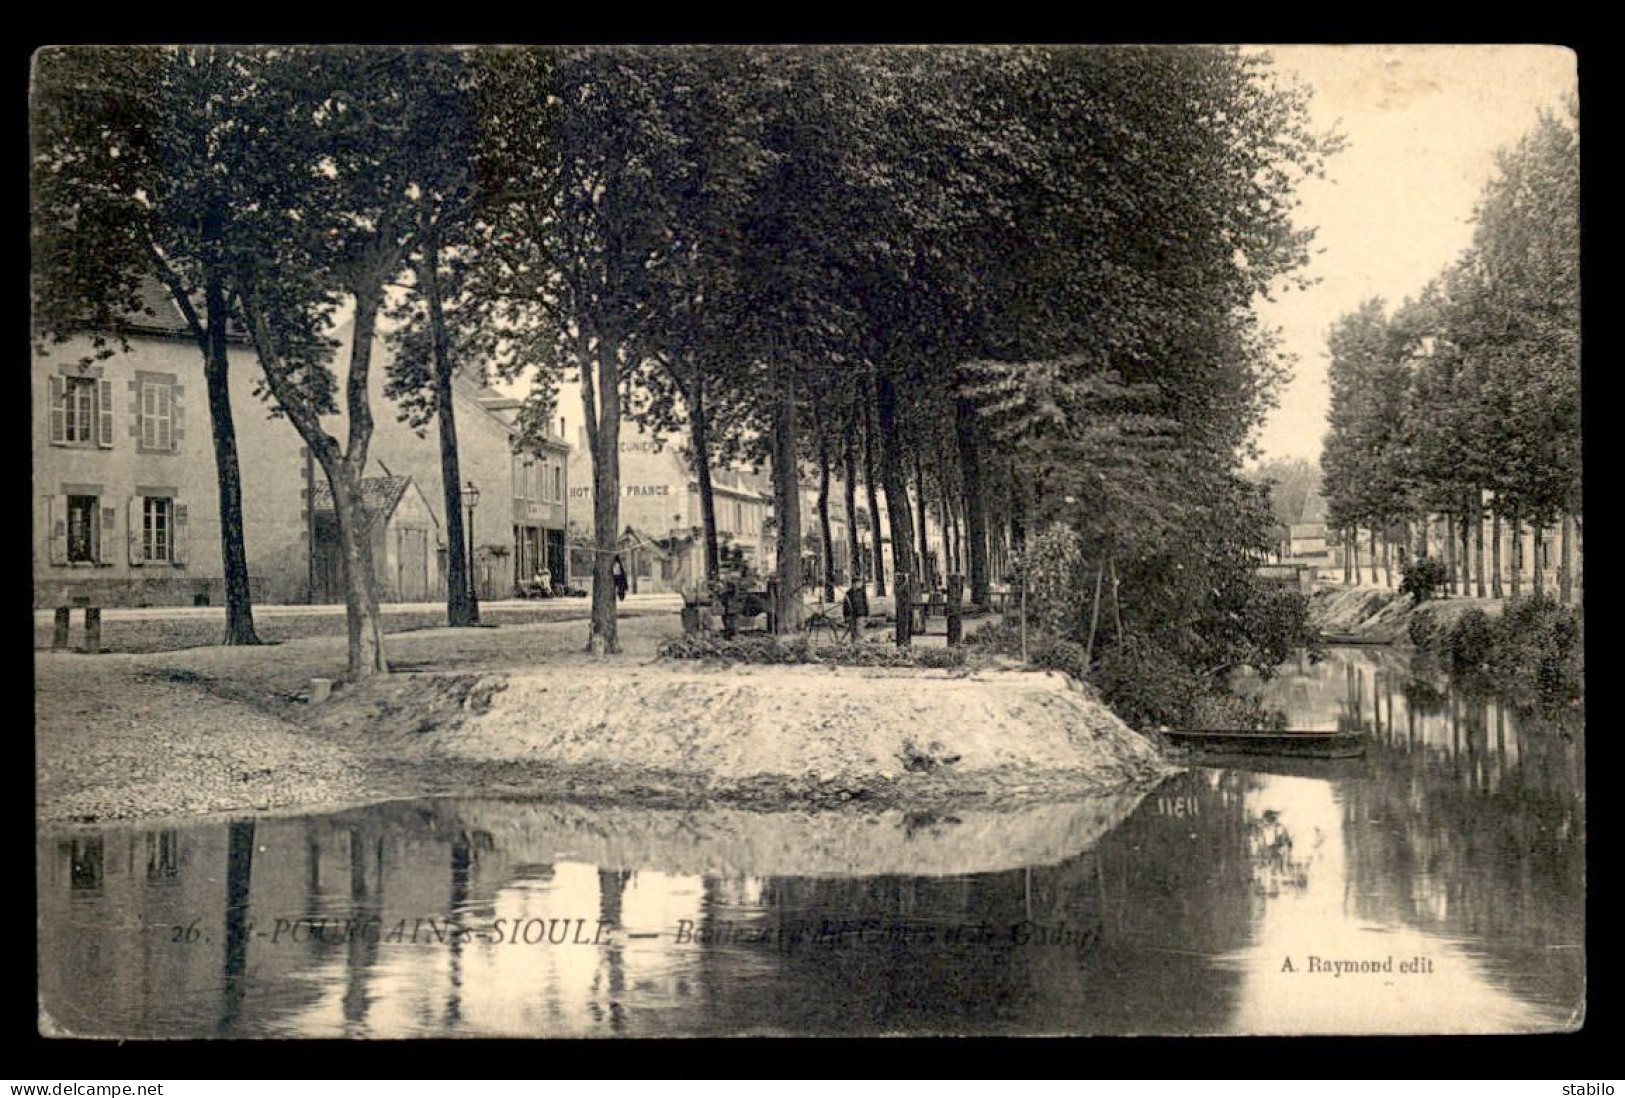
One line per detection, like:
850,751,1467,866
1308,584,1504,645
306,662,1171,805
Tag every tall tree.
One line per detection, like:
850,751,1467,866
234,48,478,677
33,46,266,644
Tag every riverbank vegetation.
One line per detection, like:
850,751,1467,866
1319,102,1579,603
1409,593,1583,711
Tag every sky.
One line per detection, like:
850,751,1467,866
1247,44,1578,465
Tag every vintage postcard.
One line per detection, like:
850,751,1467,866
31,44,1582,1038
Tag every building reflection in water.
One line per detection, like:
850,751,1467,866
38,650,1581,1037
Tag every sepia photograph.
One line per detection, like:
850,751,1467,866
29,43,1582,1039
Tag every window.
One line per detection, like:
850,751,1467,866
66,496,98,563
140,380,175,451
142,497,173,562
553,464,563,503
64,379,95,443
49,375,113,448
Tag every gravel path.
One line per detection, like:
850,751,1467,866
36,654,373,824
35,611,683,824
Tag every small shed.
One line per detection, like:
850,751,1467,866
311,475,443,603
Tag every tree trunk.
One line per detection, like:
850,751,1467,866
771,361,803,633
325,460,389,677
1367,526,1378,586
420,239,476,627
689,377,720,585
200,256,261,646
1381,526,1391,588
914,450,930,589
1572,512,1583,608
842,421,862,592
1469,506,1482,600
334,290,389,677
1349,527,1360,586
1472,502,1485,598
1558,512,1573,605
816,417,835,604
876,373,914,646
1509,505,1522,598
1532,517,1546,596
1490,509,1503,599
580,333,622,655
954,398,990,608
862,390,886,597
1449,513,1462,597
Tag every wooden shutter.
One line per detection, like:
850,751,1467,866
128,497,144,565
99,503,116,563
172,502,189,566
47,496,68,565
97,378,114,448
139,384,154,449
49,376,65,443
159,384,174,450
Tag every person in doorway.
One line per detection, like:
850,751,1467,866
612,555,628,602
536,567,552,598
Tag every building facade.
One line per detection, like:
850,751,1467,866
34,309,568,608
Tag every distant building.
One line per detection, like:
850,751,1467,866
563,426,772,595
1288,522,1328,559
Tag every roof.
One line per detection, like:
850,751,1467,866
311,475,412,525
118,277,250,340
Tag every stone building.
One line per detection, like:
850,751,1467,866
33,293,569,608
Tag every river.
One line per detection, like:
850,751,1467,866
37,647,1583,1037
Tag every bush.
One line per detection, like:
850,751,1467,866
1015,525,1091,639
1412,594,1584,708
1400,556,1449,605
658,632,966,669
1445,608,1495,671
1407,607,1443,649
1093,633,1207,730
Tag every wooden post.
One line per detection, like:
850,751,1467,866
83,607,102,654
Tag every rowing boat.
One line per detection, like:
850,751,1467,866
1156,728,1367,760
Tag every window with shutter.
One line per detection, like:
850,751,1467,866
56,377,97,445
127,497,143,566
171,502,189,565
49,376,65,443
66,496,96,563
100,504,116,562
140,381,175,451
98,378,114,448
47,496,68,565
141,497,172,562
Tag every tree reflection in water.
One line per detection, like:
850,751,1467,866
36,648,1582,1036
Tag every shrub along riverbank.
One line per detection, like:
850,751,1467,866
1309,584,1583,712
1409,593,1584,711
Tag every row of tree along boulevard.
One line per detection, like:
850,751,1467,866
34,46,1342,731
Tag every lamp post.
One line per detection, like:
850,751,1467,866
464,479,481,621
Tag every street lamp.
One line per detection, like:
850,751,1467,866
465,479,481,620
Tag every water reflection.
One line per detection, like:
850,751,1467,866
38,649,1581,1037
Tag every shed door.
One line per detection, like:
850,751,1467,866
399,528,429,602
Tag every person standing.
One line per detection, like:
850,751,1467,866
612,555,628,602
